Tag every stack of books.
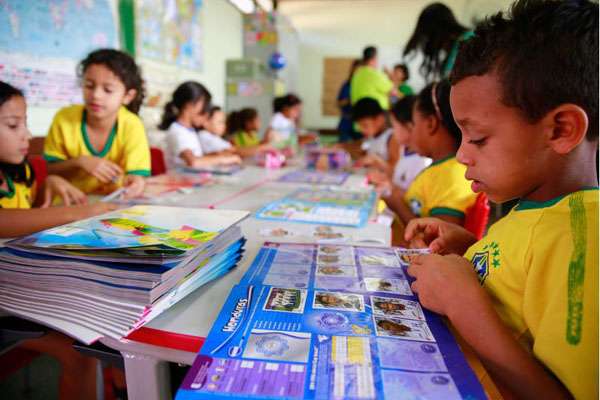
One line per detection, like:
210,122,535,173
0,205,248,344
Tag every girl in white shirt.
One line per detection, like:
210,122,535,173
159,82,240,169
268,93,317,149
197,106,233,154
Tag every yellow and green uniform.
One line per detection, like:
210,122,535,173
404,155,476,219
350,65,394,110
44,105,150,194
0,163,35,209
464,188,599,399
231,130,260,148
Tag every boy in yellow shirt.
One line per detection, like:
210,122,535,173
44,49,150,197
404,1,598,398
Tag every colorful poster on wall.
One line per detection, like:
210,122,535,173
136,0,204,70
0,0,117,107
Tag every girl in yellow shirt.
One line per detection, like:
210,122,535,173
226,107,274,157
0,81,116,399
44,49,150,197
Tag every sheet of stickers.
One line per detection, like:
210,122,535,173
255,188,376,228
177,242,486,400
277,170,350,185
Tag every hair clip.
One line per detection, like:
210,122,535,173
431,83,442,120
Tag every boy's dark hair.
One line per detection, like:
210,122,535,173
394,64,410,81
0,81,33,186
363,46,377,62
390,95,416,125
208,105,222,118
273,93,302,113
352,97,385,121
403,3,469,80
451,0,598,141
78,48,146,114
416,79,462,146
226,108,258,135
158,81,212,130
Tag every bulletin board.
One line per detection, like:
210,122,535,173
321,57,355,117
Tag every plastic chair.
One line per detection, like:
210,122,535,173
27,155,48,188
464,192,490,240
150,147,167,176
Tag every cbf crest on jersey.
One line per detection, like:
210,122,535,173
409,198,423,216
470,241,500,284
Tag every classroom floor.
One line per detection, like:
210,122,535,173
0,354,60,400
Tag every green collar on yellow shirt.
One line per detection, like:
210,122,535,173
81,110,118,157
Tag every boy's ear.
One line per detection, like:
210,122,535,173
545,104,588,154
426,114,439,136
122,88,137,106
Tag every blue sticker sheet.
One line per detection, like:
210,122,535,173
255,188,376,228
177,243,486,400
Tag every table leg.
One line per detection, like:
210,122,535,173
122,351,171,400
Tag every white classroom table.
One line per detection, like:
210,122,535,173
98,165,391,400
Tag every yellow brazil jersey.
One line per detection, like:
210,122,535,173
44,105,151,194
464,188,599,399
232,130,260,148
404,155,476,219
0,163,35,209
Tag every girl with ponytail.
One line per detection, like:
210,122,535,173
162,81,241,168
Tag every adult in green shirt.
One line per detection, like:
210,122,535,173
350,46,396,110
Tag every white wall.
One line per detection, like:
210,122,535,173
22,0,243,136
278,0,513,129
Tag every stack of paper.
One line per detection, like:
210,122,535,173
0,205,249,344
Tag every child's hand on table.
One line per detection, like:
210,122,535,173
404,217,477,255
407,253,484,317
78,155,123,183
122,175,145,199
40,175,88,207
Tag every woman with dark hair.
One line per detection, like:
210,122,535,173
403,3,473,80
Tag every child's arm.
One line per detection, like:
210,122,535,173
407,254,572,399
180,150,242,168
0,203,118,238
47,156,123,183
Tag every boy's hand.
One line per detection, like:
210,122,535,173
356,154,385,170
407,254,483,316
404,217,477,255
78,155,123,183
122,175,145,199
41,175,88,207
77,202,119,219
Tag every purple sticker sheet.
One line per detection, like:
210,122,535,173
177,243,487,400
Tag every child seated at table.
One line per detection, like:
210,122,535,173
367,95,431,191
0,80,116,399
352,97,399,177
160,81,241,169
226,107,274,157
376,80,476,226
44,49,150,199
197,105,234,155
404,0,598,398
268,93,317,149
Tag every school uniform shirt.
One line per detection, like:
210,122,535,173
269,112,296,143
464,188,598,400
231,130,260,148
361,128,393,161
350,65,394,110
404,155,476,218
197,130,232,154
166,122,204,169
0,163,35,209
392,151,431,190
44,105,150,194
